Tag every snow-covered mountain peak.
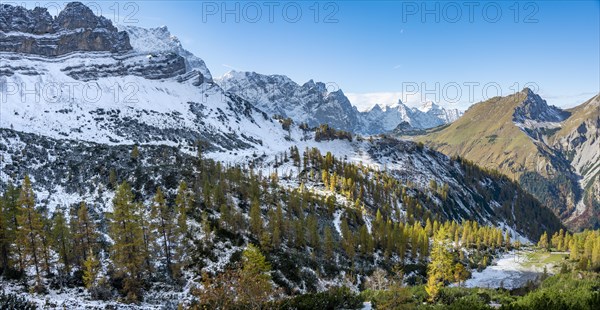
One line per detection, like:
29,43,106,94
221,70,245,80
121,25,180,52
389,100,409,111
302,79,319,90
372,100,406,112
388,99,405,109
219,70,296,87
419,101,440,113
120,24,212,81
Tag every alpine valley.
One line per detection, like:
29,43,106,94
0,2,597,309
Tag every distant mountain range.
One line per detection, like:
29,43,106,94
217,71,463,134
414,89,600,230
360,100,463,134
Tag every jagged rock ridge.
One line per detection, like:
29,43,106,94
217,70,462,135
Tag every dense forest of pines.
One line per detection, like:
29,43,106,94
0,143,576,308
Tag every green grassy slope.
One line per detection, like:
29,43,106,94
413,89,592,229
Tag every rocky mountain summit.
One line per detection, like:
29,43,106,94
0,2,131,56
513,88,571,125
217,71,361,132
419,101,463,123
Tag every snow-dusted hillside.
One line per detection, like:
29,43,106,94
0,21,293,154
1,126,550,239
1,53,290,150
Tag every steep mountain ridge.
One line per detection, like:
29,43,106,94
513,89,570,124
416,89,599,229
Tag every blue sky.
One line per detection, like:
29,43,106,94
30,1,600,110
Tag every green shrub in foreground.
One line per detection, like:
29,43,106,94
502,272,600,310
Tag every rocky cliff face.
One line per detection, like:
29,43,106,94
62,52,187,81
549,95,600,228
0,2,131,56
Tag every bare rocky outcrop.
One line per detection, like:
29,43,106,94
0,2,131,56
